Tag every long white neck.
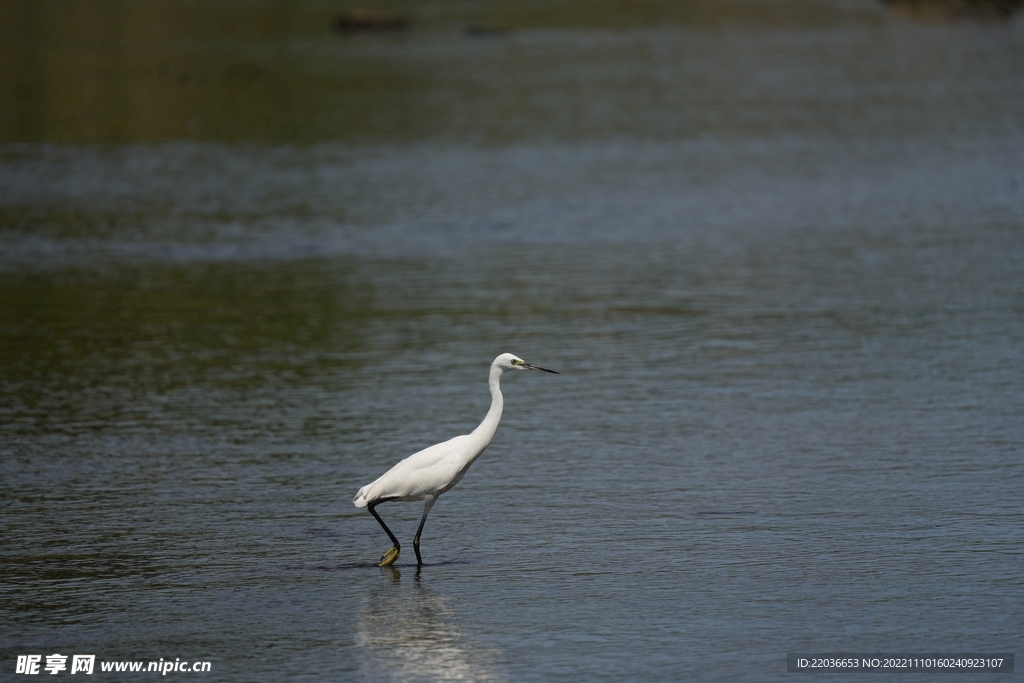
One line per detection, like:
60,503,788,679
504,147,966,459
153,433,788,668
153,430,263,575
469,362,505,449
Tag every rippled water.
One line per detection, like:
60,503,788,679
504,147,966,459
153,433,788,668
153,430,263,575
2,1,1024,680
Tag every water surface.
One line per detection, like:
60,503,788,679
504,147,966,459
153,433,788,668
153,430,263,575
2,1,1023,680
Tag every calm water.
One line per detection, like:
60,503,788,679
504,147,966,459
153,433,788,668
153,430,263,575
2,1,1023,680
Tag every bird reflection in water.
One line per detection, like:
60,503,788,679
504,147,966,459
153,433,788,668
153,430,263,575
356,568,506,682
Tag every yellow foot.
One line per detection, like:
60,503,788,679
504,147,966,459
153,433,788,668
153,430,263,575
379,546,400,567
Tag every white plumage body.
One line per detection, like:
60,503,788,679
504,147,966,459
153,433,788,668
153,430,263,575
353,433,480,507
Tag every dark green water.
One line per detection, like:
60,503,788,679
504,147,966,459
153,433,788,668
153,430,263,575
2,1,1023,680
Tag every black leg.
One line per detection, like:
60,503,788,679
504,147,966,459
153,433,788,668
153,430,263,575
412,496,437,567
368,500,400,554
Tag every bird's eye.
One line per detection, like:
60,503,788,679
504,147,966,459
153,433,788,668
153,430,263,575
511,359,521,365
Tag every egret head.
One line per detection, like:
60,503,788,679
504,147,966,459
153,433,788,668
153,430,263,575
494,353,559,374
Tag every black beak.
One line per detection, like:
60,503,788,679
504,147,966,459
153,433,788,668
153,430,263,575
522,362,559,374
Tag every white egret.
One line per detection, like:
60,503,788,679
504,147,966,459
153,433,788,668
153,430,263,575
354,353,558,567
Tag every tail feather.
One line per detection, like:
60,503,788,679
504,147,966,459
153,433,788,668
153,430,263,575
353,485,370,508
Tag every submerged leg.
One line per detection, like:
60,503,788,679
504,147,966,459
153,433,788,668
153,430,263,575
368,500,401,567
413,496,437,567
